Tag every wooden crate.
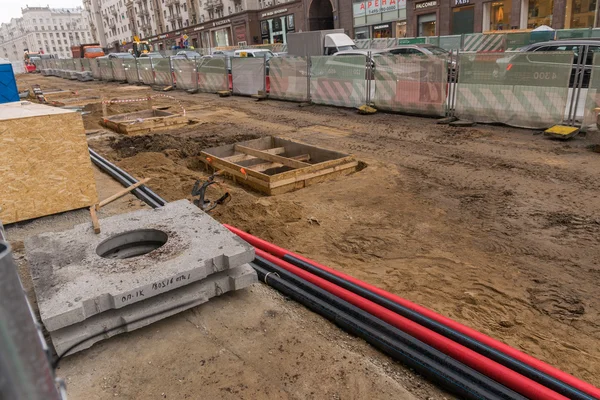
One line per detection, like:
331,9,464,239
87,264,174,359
102,109,189,135
0,102,98,224
201,136,358,195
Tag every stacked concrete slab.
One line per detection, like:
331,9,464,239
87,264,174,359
25,200,257,356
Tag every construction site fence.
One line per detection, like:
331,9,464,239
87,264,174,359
40,50,596,130
356,28,600,52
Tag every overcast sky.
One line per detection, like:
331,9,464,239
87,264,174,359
0,0,84,24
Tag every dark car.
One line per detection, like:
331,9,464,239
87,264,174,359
107,52,135,59
494,39,600,88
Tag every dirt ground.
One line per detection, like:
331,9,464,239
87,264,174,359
13,74,600,396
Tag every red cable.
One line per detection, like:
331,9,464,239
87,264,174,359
255,248,566,400
226,224,600,399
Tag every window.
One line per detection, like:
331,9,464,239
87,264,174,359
59,46,63,51
63,32,66,37
53,46,56,51
50,33,54,37
33,18,37,23
183,3,187,11
58,39,61,44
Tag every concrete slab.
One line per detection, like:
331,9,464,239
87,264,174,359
26,200,254,332
51,263,257,356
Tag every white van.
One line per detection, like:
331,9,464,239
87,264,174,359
233,49,275,59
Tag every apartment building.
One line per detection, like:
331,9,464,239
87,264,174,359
0,6,93,62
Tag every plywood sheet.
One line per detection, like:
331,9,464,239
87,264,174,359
0,102,98,224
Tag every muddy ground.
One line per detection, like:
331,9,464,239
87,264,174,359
14,74,600,396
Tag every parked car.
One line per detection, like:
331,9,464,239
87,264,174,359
382,44,457,78
139,52,163,59
107,52,135,59
233,49,275,60
176,50,202,59
494,39,600,87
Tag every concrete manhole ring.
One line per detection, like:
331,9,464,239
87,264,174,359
96,229,168,259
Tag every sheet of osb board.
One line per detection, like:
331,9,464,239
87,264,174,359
0,106,98,224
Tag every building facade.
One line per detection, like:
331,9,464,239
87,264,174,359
84,0,353,49
404,0,599,37
0,6,94,61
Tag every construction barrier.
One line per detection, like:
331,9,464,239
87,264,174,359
197,57,228,92
583,53,600,129
373,54,447,117
73,59,82,71
99,58,113,81
81,59,91,72
455,51,572,129
90,59,101,80
124,59,139,84
232,57,265,96
310,55,367,108
111,58,126,81
173,58,197,90
137,58,155,85
268,56,309,102
154,58,172,86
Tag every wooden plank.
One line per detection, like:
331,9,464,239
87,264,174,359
97,178,150,209
248,155,311,172
200,153,270,182
271,164,357,195
269,155,355,183
270,161,359,189
235,145,310,169
89,206,101,234
0,103,98,225
223,147,286,163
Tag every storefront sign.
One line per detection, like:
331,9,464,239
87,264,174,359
373,24,391,30
455,0,469,4
212,19,231,27
415,0,437,9
158,34,169,39
193,25,205,31
353,0,406,17
261,8,288,18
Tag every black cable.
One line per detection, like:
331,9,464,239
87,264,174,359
251,260,526,400
52,300,197,369
282,254,596,400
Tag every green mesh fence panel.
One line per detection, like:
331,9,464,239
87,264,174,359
137,58,155,85
232,57,265,96
463,33,505,52
173,58,197,90
592,29,600,38
197,57,228,92
154,57,172,86
111,58,126,81
269,56,309,102
90,59,101,79
373,54,447,116
99,58,113,80
355,39,371,49
397,37,427,45
310,55,367,108
555,28,592,39
123,59,139,83
426,37,440,46
582,52,600,129
456,51,572,129
439,35,462,51
81,59,91,72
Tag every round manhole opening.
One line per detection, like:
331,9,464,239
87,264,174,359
96,229,168,260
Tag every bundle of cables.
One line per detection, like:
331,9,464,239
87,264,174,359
226,225,600,400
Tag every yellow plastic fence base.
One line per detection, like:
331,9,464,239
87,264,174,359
544,125,579,139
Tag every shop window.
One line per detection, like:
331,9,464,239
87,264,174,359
355,26,370,39
528,0,553,28
489,0,512,30
566,0,597,28
396,22,407,38
452,6,475,34
418,13,436,36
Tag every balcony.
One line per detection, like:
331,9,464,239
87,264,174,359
141,8,150,17
166,0,179,6
109,21,116,29
111,9,118,17
204,0,223,10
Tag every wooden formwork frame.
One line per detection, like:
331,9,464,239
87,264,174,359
201,136,359,195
